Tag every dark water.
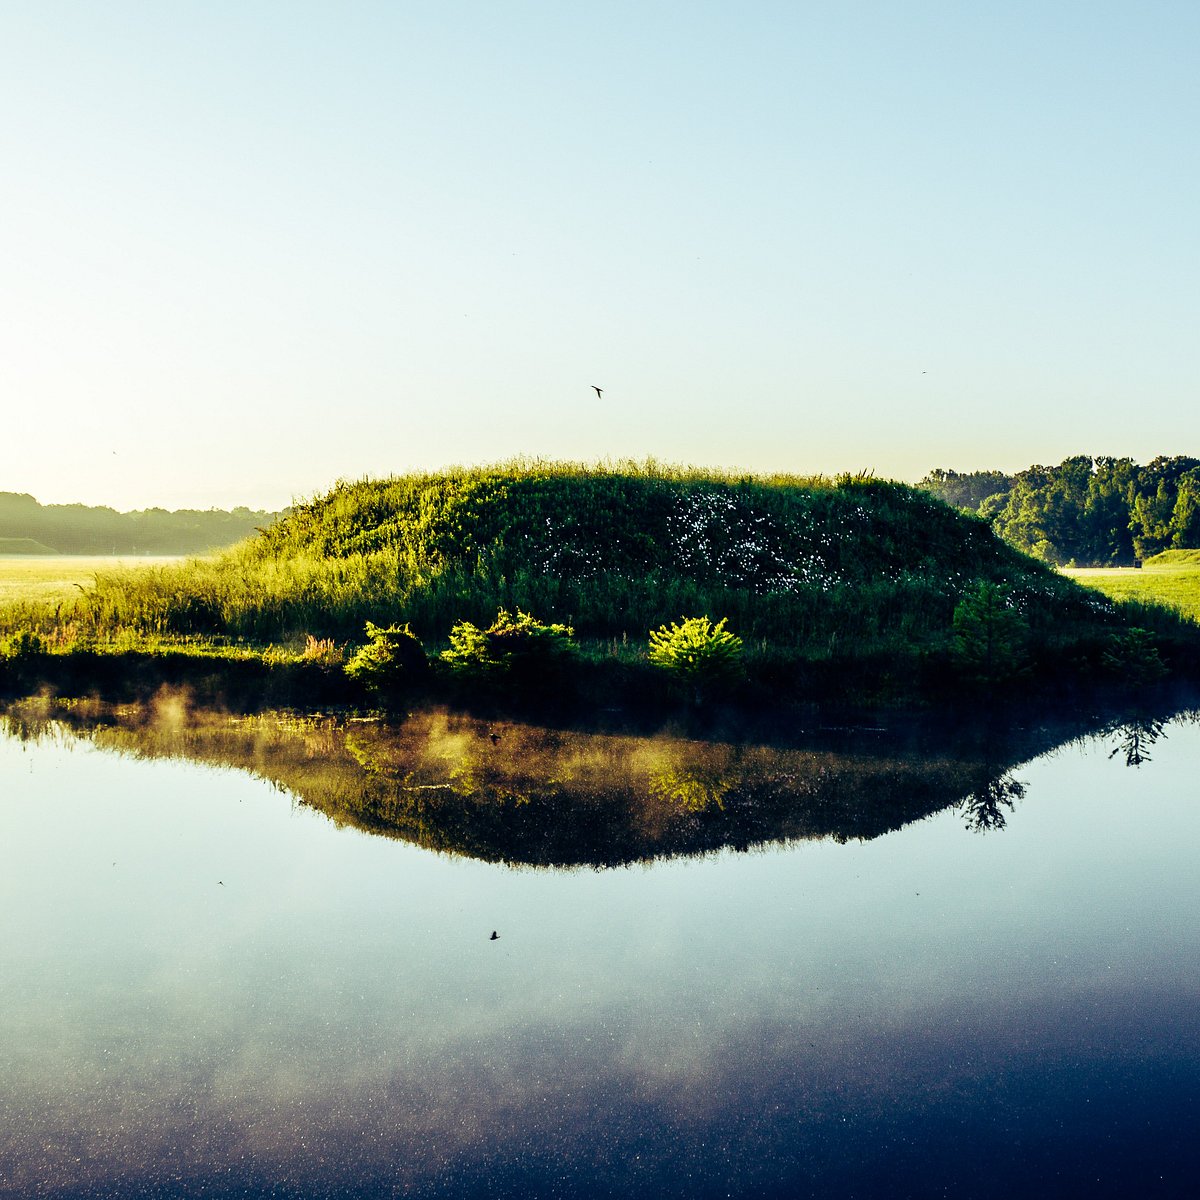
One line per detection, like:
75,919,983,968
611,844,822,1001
1,702,1198,1198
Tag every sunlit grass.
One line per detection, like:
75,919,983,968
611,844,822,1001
1061,560,1200,624
0,555,185,606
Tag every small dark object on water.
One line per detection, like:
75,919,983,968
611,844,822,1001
490,931,499,941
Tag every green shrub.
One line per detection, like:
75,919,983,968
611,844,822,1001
952,582,1029,682
648,616,744,694
344,622,428,696
1100,627,1166,684
440,609,576,680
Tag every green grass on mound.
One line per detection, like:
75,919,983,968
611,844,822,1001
2,462,1196,703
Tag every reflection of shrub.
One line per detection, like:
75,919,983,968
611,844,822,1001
952,582,1028,682
441,609,576,681
345,622,428,695
648,762,732,812
648,616,744,693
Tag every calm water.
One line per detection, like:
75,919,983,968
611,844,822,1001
1,704,1198,1198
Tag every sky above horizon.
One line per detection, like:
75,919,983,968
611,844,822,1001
2,1,1198,511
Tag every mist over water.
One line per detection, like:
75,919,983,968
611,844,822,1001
2,704,1199,1197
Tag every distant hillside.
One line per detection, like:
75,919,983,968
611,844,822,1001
0,537,57,555
920,455,1200,566
0,492,282,555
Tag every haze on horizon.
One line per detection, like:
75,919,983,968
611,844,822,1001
3,2,1198,513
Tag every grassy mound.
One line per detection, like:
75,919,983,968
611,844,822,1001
59,463,1071,639
3,461,1196,704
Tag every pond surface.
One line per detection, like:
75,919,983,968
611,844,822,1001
2,702,1199,1198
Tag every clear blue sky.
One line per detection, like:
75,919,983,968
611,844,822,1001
2,1,1197,510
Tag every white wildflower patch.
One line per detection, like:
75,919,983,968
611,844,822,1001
668,491,814,594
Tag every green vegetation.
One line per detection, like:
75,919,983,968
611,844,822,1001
0,537,56,554
921,455,1200,565
952,582,1029,683
344,622,428,700
648,616,745,696
0,491,280,555
2,461,1198,711
440,609,577,685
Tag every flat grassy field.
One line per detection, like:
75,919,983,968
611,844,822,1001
0,555,183,607
1062,558,1200,624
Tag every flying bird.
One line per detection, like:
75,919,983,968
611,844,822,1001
489,930,499,941
592,385,603,399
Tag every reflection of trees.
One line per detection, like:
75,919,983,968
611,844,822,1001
5,696,1197,867
958,773,1027,833
1109,716,1167,767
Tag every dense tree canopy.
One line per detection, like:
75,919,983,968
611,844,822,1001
920,456,1200,565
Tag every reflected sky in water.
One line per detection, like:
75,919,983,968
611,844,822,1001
2,713,1199,1197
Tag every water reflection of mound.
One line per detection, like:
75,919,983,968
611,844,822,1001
3,699,1193,867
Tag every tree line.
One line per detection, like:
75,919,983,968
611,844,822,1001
0,492,281,555
919,455,1200,565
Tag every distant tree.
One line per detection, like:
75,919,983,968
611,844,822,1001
1169,467,1200,549
919,469,1013,512
959,455,1200,566
0,492,280,555
1130,456,1200,560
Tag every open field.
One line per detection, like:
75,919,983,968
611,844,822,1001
1061,558,1200,624
0,556,184,607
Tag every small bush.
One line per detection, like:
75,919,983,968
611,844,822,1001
344,622,428,696
952,582,1029,683
648,616,744,695
1101,627,1166,684
440,609,576,681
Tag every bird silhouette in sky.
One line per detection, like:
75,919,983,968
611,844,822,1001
490,931,499,941
592,385,603,399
